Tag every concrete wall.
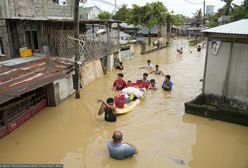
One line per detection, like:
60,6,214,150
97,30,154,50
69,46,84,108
107,54,114,72
81,59,104,85
52,76,74,106
204,41,230,95
226,43,248,102
204,41,248,104
2,0,73,18
0,20,11,60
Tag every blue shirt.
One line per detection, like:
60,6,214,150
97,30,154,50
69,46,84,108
107,141,136,160
162,80,173,90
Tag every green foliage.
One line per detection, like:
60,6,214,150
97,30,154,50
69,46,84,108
112,4,131,21
207,21,219,27
193,9,202,23
232,5,246,20
128,2,168,28
171,14,186,26
97,11,111,20
221,0,234,15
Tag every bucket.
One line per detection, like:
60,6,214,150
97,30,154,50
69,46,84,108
114,94,125,108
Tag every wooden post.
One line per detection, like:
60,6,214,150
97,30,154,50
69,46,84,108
74,0,80,99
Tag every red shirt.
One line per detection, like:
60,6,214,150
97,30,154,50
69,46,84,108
113,79,127,90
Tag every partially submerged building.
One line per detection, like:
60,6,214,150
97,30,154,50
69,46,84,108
0,0,120,68
0,57,74,138
185,19,248,126
0,0,121,137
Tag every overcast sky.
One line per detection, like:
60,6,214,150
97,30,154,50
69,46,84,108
83,0,243,17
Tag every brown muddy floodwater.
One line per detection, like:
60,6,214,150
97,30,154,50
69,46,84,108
0,39,248,168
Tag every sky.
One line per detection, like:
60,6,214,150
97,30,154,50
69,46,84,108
82,0,243,17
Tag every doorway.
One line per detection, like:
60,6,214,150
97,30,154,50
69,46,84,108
25,31,39,51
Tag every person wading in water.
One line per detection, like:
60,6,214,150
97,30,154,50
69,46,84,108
98,98,117,122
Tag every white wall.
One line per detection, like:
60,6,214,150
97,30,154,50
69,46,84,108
204,41,231,95
226,43,248,102
107,54,114,71
88,7,101,19
54,76,74,101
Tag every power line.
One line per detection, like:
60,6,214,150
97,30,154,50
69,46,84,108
92,0,120,8
182,0,203,5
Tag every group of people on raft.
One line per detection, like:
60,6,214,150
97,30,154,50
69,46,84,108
97,60,173,160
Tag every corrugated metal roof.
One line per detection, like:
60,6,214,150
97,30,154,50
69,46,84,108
203,19,248,35
0,57,74,104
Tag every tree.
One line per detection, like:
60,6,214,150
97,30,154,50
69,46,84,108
221,0,234,15
97,11,111,20
244,0,248,14
171,14,186,26
232,4,246,20
112,4,131,22
193,9,202,27
128,2,168,45
231,0,248,20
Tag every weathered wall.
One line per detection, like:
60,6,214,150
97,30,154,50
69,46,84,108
81,59,104,85
204,41,230,95
107,54,114,72
0,20,11,60
226,43,248,103
6,0,73,18
52,76,74,106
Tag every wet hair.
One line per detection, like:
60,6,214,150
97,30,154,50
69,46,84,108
143,73,148,77
165,75,171,80
150,79,155,83
107,98,114,104
112,131,123,142
127,80,132,83
147,60,151,63
155,65,159,68
117,73,124,78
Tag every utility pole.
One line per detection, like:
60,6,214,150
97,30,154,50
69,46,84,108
74,0,80,99
114,0,117,14
203,0,206,27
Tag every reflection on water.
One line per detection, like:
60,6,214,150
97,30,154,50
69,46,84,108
0,39,248,168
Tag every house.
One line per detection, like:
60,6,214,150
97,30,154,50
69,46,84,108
185,19,248,126
0,56,74,138
119,23,140,38
79,6,101,20
0,0,121,138
0,0,120,65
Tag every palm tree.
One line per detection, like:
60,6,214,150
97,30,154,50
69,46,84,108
193,9,202,26
221,0,234,15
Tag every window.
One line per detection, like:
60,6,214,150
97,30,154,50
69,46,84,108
0,38,5,56
53,0,67,5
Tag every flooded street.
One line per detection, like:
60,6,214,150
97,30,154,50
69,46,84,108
0,40,248,168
